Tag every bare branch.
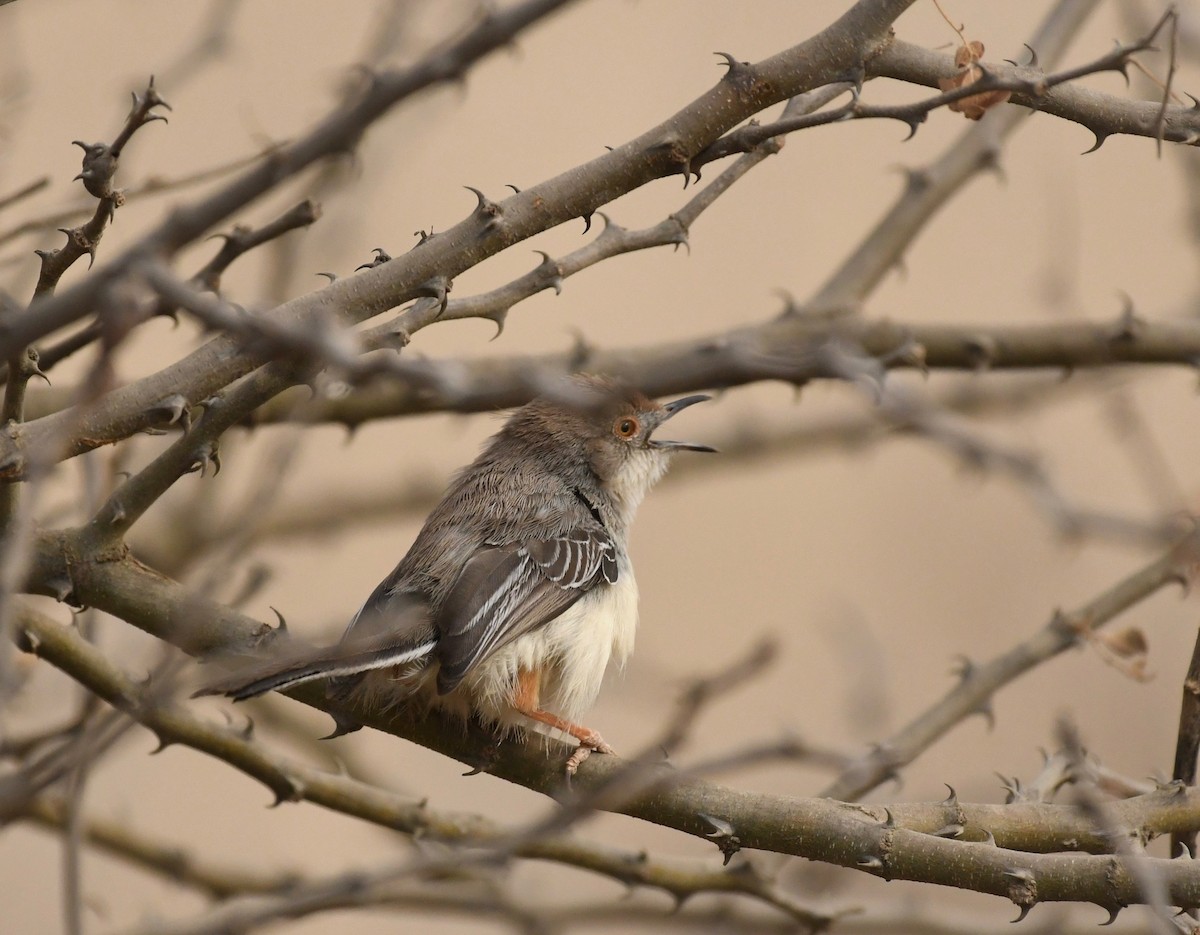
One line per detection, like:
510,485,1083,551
821,527,1200,802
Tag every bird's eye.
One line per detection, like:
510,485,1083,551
614,417,639,439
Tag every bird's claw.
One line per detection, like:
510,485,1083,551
564,735,615,776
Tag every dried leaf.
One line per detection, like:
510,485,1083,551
1091,626,1152,682
937,41,1011,121
1097,626,1148,659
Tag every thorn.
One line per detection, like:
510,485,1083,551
1099,906,1122,926
666,216,690,254
581,212,593,234
316,271,337,283
997,773,1025,803
979,829,997,846
1024,43,1039,69
486,308,509,340
933,822,964,838
899,115,925,142
505,183,521,194
697,812,741,865
149,734,174,755
461,742,500,776
186,440,221,477
109,503,126,524
269,774,304,807
269,607,288,633
1011,903,1034,923
649,136,694,188
413,275,451,315
714,51,746,73
973,698,996,730
195,396,223,425
834,64,866,96
879,807,896,829
532,250,563,295
47,576,75,604
1110,293,1142,343
941,784,958,807
774,289,799,318
713,51,758,100
321,713,363,740
465,185,502,228
356,247,392,271
1156,778,1187,796
145,393,191,430
1082,130,1109,155
856,855,884,870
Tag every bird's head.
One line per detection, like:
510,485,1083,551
536,375,716,507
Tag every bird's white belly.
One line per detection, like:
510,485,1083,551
463,560,639,729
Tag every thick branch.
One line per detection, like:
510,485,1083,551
247,314,1200,428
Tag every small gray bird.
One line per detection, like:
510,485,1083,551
199,375,713,773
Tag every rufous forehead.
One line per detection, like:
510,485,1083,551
620,389,659,412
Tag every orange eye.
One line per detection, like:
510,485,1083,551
614,417,639,439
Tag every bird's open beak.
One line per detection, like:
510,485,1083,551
650,394,717,452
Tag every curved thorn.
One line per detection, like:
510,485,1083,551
1081,130,1109,155
714,51,740,72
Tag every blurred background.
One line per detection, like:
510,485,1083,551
2,0,1199,931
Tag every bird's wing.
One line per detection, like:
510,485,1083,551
434,528,619,693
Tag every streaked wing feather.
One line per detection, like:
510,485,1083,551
436,529,617,693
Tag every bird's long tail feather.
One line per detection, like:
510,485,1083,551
194,637,436,702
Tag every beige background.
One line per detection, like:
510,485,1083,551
2,1,1199,931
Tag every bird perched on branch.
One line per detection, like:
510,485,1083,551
198,374,714,774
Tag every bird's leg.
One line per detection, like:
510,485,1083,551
513,669,615,775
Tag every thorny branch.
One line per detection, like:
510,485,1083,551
13,596,1200,917
9,605,834,930
822,526,1200,803
6,0,1200,929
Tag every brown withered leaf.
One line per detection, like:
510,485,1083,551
1097,626,1148,659
937,40,1011,121
1092,626,1152,682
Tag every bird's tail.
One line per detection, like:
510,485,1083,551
194,632,436,702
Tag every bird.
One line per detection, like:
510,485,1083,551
197,374,714,774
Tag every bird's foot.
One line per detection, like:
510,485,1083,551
564,728,615,776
